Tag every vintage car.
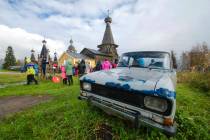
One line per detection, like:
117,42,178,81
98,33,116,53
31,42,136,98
78,51,177,136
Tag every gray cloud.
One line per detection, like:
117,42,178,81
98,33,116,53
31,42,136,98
0,25,65,60
0,0,210,59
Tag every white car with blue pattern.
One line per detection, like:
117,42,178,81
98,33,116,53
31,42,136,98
78,51,177,136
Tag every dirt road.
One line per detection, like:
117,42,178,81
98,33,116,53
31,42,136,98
0,95,52,118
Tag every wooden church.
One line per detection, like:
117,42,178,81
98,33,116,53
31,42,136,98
30,39,58,77
58,13,119,67
80,14,119,62
58,38,96,67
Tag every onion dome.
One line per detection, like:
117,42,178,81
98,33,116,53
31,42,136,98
104,16,112,23
67,38,76,53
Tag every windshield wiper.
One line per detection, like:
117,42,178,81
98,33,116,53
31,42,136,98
148,65,161,69
147,65,169,70
129,65,148,68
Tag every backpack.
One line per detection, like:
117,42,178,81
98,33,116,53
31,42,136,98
27,66,35,75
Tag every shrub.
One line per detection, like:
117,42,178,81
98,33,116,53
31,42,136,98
178,72,210,94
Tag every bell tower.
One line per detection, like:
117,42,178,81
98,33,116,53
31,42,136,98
67,38,76,53
30,49,36,62
38,39,52,77
97,11,118,60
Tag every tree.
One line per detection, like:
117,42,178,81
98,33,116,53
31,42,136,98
201,42,209,69
3,46,16,69
189,42,209,71
179,42,209,71
16,59,23,66
171,50,177,69
180,52,190,70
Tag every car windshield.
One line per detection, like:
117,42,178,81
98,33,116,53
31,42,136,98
118,52,171,70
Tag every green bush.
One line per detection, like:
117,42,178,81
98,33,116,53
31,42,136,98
178,72,210,93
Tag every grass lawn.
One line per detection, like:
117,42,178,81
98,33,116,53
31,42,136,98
0,73,26,84
0,69,21,73
0,76,209,140
0,69,12,72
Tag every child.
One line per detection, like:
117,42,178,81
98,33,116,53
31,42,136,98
53,63,58,75
61,65,67,84
25,58,38,85
65,59,73,86
75,63,79,76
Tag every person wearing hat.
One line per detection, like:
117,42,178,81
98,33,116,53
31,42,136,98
25,58,38,85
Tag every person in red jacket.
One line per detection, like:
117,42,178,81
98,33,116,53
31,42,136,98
102,59,112,70
60,65,67,84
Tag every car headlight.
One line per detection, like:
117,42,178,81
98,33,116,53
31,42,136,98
83,82,91,91
144,96,168,112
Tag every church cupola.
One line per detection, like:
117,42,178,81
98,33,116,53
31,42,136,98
104,15,112,23
98,11,118,60
40,39,48,59
31,49,36,62
67,38,76,53
54,52,58,62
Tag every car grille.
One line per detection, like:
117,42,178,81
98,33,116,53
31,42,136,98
91,83,145,108
80,82,172,116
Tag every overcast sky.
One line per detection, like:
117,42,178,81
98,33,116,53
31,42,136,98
0,0,210,60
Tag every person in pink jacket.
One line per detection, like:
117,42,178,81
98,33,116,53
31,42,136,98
60,65,67,84
102,59,112,70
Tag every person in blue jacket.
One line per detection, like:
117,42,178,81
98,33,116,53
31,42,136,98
25,58,38,85
34,61,39,76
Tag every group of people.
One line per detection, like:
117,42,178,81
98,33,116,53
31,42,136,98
24,57,118,85
61,59,84,85
60,58,118,84
60,59,74,86
95,59,118,71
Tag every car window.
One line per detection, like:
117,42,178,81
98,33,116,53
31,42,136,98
128,57,134,66
118,52,171,70
118,56,129,67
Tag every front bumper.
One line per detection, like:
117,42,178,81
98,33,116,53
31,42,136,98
78,94,177,136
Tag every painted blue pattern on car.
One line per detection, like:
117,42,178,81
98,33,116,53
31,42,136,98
155,88,176,98
105,82,175,99
118,76,133,82
118,76,146,83
82,77,95,83
138,79,146,83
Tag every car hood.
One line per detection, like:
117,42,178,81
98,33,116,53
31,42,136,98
81,67,165,92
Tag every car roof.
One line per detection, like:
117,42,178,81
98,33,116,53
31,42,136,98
123,51,170,54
